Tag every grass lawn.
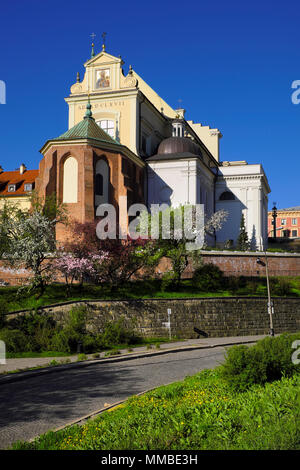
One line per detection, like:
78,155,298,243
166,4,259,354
11,368,300,450
1,277,300,313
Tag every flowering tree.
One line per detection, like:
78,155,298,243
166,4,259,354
1,193,68,294
139,205,228,289
54,252,108,288
4,211,57,293
63,221,163,288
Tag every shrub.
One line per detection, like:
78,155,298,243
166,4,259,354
220,345,267,392
0,328,30,353
50,329,79,354
77,353,88,361
98,318,140,349
255,333,300,381
269,278,292,296
67,305,88,334
0,301,8,328
81,334,101,354
192,264,224,291
220,333,300,392
51,306,89,353
8,311,56,352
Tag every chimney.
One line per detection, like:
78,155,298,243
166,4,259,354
20,163,27,175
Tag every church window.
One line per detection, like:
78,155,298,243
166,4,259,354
95,173,104,196
95,159,109,206
63,157,78,203
219,191,235,201
97,120,115,138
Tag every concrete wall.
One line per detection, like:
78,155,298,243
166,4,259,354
5,297,300,339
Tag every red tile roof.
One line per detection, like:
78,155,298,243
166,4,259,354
0,169,39,196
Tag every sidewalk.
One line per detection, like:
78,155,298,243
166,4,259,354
0,334,266,377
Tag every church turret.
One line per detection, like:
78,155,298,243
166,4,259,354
172,118,185,138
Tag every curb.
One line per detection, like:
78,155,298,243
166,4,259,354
0,338,259,386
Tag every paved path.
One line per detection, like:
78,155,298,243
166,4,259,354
0,335,265,374
0,346,227,449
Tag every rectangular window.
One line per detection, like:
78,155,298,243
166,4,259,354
292,230,298,237
281,219,286,225
292,218,297,225
98,120,115,138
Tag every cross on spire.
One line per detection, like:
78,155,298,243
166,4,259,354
102,32,107,51
90,33,96,57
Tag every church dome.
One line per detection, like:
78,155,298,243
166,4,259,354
157,136,202,156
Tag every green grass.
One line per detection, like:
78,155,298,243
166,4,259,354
11,369,300,450
1,277,300,313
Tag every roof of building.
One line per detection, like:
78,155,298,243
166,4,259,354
0,169,39,196
53,100,120,146
278,206,300,212
150,136,202,160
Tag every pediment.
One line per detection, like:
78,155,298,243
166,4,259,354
85,51,123,68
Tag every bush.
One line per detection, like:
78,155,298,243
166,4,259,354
220,333,300,392
67,305,88,334
51,306,89,353
98,318,140,350
269,278,292,296
0,328,31,353
0,301,8,329
0,305,141,355
192,264,224,291
220,345,267,392
9,311,56,352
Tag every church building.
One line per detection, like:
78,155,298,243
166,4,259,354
0,42,271,250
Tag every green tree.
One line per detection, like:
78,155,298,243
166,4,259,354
236,214,250,251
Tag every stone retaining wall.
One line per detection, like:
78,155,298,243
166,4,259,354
5,298,300,339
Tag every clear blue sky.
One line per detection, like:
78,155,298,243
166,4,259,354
0,0,299,210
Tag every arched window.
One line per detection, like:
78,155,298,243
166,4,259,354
95,173,103,196
63,156,78,203
219,191,235,201
95,159,109,207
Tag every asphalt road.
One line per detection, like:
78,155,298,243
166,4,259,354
0,346,226,449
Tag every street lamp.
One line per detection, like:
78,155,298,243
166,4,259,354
271,203,278,240
257,226,283,337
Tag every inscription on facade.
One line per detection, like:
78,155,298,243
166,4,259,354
79,101,125,110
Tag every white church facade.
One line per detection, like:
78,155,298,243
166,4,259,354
0,43,270,250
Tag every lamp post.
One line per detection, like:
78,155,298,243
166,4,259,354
257,226,283,337
272,203,278,240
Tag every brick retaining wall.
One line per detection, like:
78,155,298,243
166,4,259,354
1,251,300,286
5,297,300,338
